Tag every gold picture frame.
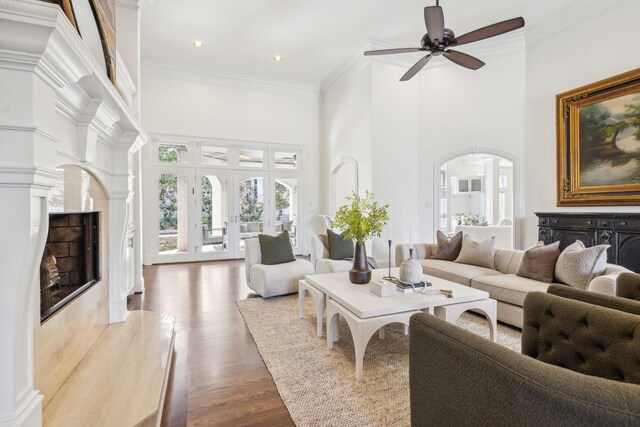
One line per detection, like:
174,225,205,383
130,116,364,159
557,68,640,206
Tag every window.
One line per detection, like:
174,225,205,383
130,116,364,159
159,144,188,164
201,146,228,166
275,151,298,169
239,149,263,168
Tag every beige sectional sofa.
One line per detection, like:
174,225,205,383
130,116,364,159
395,243,629,328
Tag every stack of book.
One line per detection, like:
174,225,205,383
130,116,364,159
396,281,427,293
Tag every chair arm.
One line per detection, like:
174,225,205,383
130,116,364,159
547,284,640,316
409,313,640,427
616,272,640,301
309,235,328,270
394,243,435,267
244,238,262,284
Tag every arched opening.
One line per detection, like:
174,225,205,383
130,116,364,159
434,149,520,249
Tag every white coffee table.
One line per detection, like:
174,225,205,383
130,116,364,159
299,268,497,381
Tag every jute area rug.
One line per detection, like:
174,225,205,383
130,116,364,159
237,295,521,427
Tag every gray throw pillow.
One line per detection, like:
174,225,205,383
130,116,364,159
327,229,354,260
258,231,295,265
554,240,610,289
516,241,561,283
431,231,463,261
454,235,495,269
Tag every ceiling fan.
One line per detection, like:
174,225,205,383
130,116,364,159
364,1,525,81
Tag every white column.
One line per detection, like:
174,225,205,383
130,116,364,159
0,69,59,426
115,0,142,117
132,150,145,292
108,148,134,323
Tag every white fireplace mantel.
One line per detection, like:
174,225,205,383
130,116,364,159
0,1,148,426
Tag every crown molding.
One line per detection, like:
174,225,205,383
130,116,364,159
141,60,321,98
321,41,372,94
525,0,629,50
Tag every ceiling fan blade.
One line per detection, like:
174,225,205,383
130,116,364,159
364,48,422,56
443,50,485,70
400,55,432,81
424,6,445,42
453,17,525,47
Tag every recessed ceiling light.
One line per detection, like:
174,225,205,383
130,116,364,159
193,40,203,48
273,55,283,62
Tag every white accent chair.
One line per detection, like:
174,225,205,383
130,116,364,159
244,238,314,298
310,234,351,274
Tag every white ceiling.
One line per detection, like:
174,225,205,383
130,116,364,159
140,0,582,87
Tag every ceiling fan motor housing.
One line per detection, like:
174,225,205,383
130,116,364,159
421,29,455,51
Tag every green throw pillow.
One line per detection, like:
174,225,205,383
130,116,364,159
327,229,354,260
259,231,295,265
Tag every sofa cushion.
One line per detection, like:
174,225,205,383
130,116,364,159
327,229,354,260
258,231,295,265
455,235,495,269
516,241,561,283
555,240,610,289
431,231,463,261
472,274,556,306
418,259,501,286
493,248,524,274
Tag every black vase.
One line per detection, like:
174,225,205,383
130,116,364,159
349,241,372,284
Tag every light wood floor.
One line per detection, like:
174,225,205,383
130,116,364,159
128,260,295,427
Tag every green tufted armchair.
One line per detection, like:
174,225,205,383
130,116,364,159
409,285,640,426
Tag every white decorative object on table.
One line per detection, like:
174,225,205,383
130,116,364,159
399,248,422,284
369,279,396,297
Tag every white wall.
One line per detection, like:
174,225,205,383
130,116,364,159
323,63,373,212
141,68,323,244
371,62,420,259
523,0,640,245
417,49,526,245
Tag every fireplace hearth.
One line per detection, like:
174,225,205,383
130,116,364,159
40,212,101,322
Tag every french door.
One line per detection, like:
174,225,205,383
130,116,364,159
153,169,301,263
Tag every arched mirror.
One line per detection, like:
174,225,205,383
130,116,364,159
437,152,516,249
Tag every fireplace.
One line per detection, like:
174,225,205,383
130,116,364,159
40,212,101,322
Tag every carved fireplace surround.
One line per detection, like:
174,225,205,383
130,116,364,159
0,1,147,425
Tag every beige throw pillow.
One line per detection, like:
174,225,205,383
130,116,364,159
454,235,495,269
554,240,610,289
516,241,561,283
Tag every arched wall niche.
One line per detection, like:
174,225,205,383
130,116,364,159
330,156,359,214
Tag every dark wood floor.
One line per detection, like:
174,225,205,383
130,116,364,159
128,260,295,427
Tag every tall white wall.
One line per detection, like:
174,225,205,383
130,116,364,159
523,0,640,245
140,67,323,227
417,49,526,245
371,62,420,259
323,63,373,211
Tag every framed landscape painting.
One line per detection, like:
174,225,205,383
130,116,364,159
557,68,640,206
